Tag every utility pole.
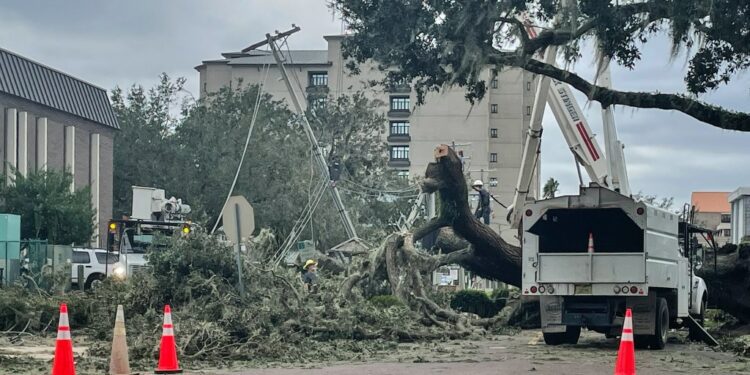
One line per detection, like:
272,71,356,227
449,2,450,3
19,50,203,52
264,26,358,239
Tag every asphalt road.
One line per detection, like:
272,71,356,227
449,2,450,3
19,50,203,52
212,329,750,375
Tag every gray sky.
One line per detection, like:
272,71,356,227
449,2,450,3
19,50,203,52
2,0,748,206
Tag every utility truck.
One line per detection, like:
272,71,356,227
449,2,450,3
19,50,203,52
106,186,192,278
521,184,708,348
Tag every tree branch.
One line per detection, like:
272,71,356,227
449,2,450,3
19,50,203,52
490,53,750,131
412,217,449,242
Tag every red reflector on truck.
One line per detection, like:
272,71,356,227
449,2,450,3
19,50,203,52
630,286,638,294
530,286,538,294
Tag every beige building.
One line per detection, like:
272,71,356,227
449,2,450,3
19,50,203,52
691,191,731,246
196,35,538,236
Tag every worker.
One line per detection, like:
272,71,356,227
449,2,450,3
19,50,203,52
302,259,319,293
472,180,491,224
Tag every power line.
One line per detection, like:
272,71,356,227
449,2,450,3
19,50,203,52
210,63,271,234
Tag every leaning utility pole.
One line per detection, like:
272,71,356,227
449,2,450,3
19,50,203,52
261,26,358,239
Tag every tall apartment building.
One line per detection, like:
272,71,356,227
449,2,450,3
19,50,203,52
196,35,539,236
1,47,118,246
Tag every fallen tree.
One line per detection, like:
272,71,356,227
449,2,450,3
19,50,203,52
698,245,750,323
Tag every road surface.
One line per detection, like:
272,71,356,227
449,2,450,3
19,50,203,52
213,329,749,375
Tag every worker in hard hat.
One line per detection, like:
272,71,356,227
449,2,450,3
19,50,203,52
472,180,491,224
302,259,319,293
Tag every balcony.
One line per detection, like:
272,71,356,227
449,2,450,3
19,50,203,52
387,83,411,93
387,134,411,142
388,109,410,118
388,159,411,168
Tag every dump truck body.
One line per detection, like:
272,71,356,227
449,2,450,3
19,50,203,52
521,185,706,347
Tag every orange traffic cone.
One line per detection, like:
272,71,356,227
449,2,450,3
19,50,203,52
588,232,595,253
155,305,182,374
109,305,131,375
614,308,636,375
51,303,76,375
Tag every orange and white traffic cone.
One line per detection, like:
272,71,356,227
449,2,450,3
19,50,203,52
155,305,182,374
614,308,636,375
109,305,131,375
52,303,76,375
588,232,595,253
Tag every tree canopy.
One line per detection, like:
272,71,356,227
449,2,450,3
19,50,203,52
332,0,750,131
0,169,94,244
111,77,413,249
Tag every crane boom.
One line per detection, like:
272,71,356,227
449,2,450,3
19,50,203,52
509,19,630,228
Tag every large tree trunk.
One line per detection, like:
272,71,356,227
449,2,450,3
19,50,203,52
414,144,522,287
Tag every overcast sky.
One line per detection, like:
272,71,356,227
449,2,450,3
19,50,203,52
2,0,748,206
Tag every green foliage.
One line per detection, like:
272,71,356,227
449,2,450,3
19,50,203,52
332,0,750,125
112,76,413,249
110,73,186,217
450,290,502,318
542,177,560,199
0,169,94,244
369,294,405,309
0,232,441,371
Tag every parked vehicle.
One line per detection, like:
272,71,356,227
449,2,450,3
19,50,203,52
70,248,124,289
106,186,192,278
521,184,709,349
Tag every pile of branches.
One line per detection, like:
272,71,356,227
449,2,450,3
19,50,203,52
1,229,513,372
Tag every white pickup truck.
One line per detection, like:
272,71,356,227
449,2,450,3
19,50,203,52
521,185,708,349
71,248,125,289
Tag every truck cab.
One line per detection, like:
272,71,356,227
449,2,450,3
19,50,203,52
521,184,707,349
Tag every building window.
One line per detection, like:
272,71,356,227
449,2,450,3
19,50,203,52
390,146,409,160
397,170,409,179
491,104,498,113
390,121,410,135
721,214,731,223
390,96,410,111
491,79,498,89
526,82,531,91
489,177,498,187
526,105,531,115
309,72,328,87
490,153,498,163
490,128,498,138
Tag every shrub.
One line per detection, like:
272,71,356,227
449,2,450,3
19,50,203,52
450,290,498,318
368,295,404,309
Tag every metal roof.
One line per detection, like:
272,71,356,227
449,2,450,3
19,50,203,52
0,48,119,129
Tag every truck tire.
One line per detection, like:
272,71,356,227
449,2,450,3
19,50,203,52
543,326,581,345
648,297,669,350
688,295,707,341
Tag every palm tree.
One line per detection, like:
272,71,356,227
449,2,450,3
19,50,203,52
543,178,560,199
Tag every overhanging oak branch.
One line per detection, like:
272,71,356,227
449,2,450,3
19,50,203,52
489,53,750,131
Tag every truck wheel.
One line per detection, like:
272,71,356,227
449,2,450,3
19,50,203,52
648,297,669,350
688,296,707,341
543,326,580,345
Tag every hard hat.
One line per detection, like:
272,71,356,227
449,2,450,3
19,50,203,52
472,180,484,187
303,259,318,270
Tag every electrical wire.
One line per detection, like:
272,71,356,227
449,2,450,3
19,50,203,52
273,176,328,266
210,63,271,234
